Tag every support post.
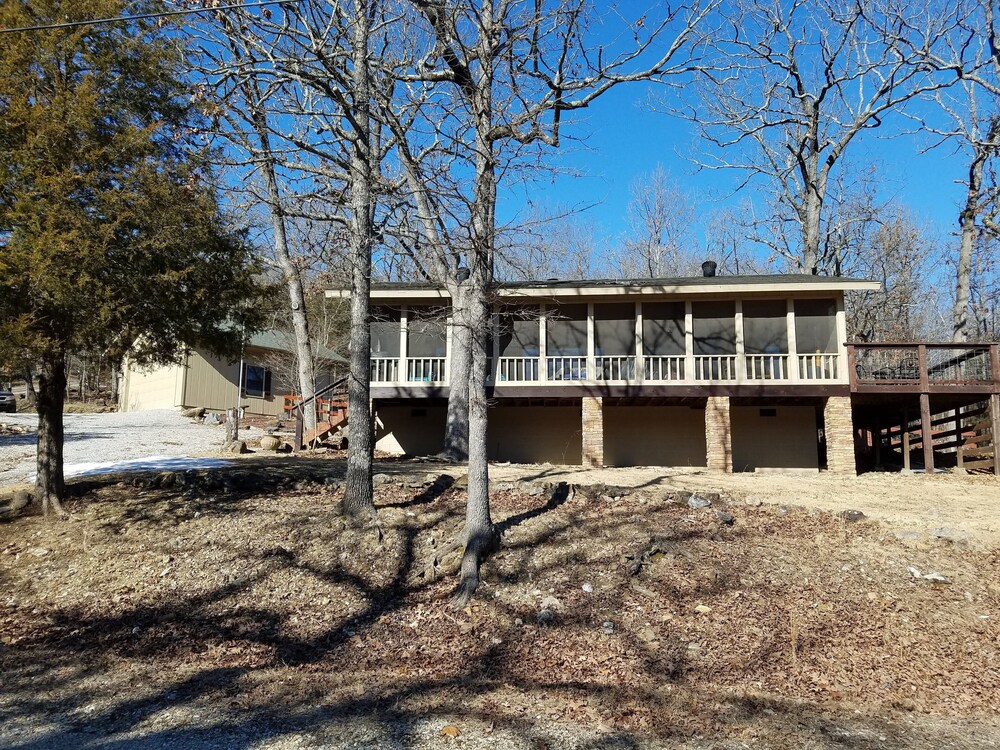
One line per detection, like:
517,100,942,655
991,393,1000,477
582,396,604,467
955,408,965,471
823,396,856,475
920,392,934,473
705,395,732,472
902,409,910,471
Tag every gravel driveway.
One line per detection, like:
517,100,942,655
0,410,254,489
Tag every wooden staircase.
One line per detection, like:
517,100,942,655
285,376,349,450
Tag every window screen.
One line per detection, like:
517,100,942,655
693,301,736,355
594,303,636,356
370,306,401,358
546,304,588,356
498,307,540,357
742,300,789,354
794,299,838,353
642,301,686,355
407,307,447,357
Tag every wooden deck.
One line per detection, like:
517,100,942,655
847,343,999,475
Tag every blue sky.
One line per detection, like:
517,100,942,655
498,80,970,259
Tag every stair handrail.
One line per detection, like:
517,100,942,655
293,375,348,451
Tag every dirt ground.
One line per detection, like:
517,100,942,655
1,457,999,749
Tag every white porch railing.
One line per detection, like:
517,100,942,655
497,356,540,382
370,358,399,383
745,354,789,380
643,355,685,381
595,356,636,381
798,353,839,380
406,357,447,383
546,356,587,381
694,355,737,381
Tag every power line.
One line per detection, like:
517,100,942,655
0,0,304,35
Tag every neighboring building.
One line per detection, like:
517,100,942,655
118,331,343,417
327,271,1000,474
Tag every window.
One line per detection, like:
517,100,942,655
794,299,838,353
742,300,788,354
546,304,587,356
370,306,401,358
642,301,685,355
594,303,636,356
693,301,736,355
241,364,272,398
498,307,540,357
407,306,447,357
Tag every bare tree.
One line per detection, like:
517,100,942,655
610,166,700,278
397,0,717,606
677,0,956,275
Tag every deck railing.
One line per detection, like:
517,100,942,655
849,343,998,389
546,356,587,381
369,351,858,386
497,356,539,382
745,354,789,380
595,355,636,381
644,355,685,382
694,355,738,382
406,357,447,383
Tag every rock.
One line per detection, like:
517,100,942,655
259,435,281,452
181,407,205,419
536,609,555,625
525,484,546,497
839,509,866,522
223,440,248,454
0,490,33,518
895,531,924,544
29,547,50,557
694,604,712,615
440,725,460,739
582,582,594,593
931,527,970,543
716,511,735,525
688,494,712,509
922,571,952,584
372,473,393,486
540,595,562,611
202,412,221,426
744,496,763,507
601,621,615,634
158,472,176,490
637,626,658,644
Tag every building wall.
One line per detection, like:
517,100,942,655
119,361,183,412
182,346,284,417
604,405,707,467
489,405,582,464
375,403,447,455
730,405,818,471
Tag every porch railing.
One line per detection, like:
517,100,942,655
546,356,587,381
694,355,737,382
406,357,447,383
644,355,685,381
497,356,540,382
595,355,636,381
849,343,998,389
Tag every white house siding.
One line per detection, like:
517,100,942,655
119,361,183,412
603,405,707,467
730,405,819,471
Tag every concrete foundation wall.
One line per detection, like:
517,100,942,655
604,406,707,467
489,405,582,464
731,405,818,471
374,404,447,456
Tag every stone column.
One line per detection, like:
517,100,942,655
582,396,604,467
705,396,732,472
824,395,856,475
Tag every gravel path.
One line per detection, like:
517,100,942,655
0,410,258,489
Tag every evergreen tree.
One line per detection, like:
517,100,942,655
0,0,267,514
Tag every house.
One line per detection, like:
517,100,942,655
118,330,343,418
328,269,1000,475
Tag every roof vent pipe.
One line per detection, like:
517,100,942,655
701,260,717,277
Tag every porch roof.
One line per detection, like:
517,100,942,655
326,274,881,301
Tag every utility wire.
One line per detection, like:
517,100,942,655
0,0,304,35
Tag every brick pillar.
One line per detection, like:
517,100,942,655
582,396,604,467
705,396,732,472
824,395,856,475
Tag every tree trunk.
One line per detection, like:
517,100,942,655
23,366,37,406
35,351,67,516
246,81,317,429
953,143,987,342
452,287,494,607
110,364,120,404
342,0,376,521
442,283,470,460
801,184,823,275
